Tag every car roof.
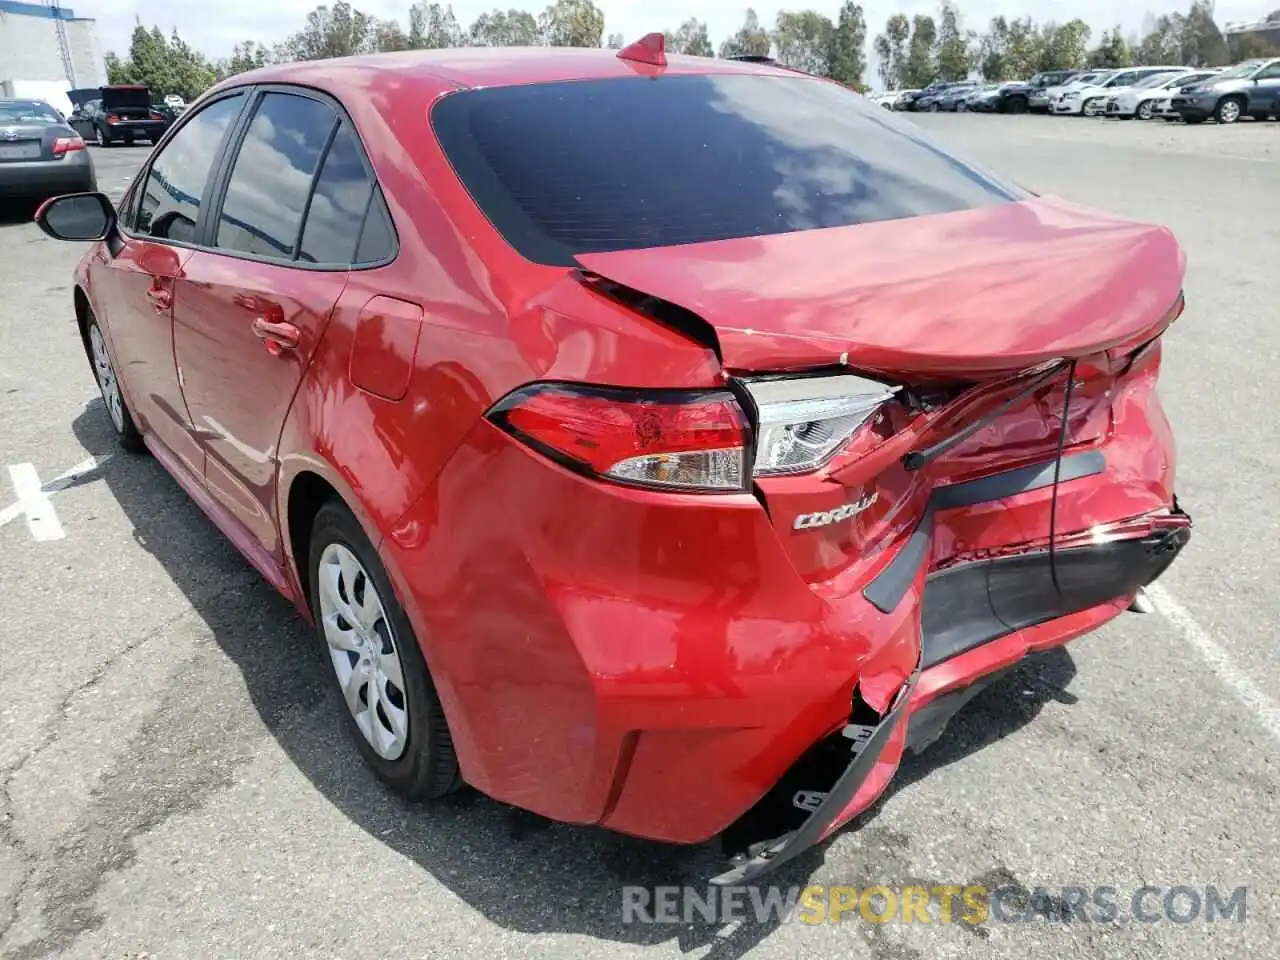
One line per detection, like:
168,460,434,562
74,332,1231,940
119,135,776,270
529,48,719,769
209,46,806,100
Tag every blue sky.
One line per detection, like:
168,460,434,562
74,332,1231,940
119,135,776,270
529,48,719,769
77,0,1267,74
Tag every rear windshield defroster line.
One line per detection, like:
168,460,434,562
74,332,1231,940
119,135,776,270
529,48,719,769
430,74,1027,267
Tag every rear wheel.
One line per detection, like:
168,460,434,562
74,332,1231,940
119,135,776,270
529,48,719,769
308,500,461,801
95,125,112,148
1006,96,1028,114
1214,97,1243,124
86,317,145,453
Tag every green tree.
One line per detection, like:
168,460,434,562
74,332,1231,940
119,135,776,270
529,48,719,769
1088,27,1133,68
538,0,604,47
1038,19,1090,70
1180,0,1230,66
283,3,378,60
873,13,910,88
166,29,217,99
826,2,867,87
903,14,937,87
1136,14,1184,64
772,11,835,75
665,18,714,57
1004,16,1043,77
718,9,771,59
977,15,1012,80
469,9,540,46
936,2,970,80
409,3,466,48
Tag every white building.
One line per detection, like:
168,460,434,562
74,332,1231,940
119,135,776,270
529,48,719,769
1,0,107,113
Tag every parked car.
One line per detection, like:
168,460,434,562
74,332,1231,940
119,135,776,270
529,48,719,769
0,97,94,201
66,84,169,146
1107,69,1219,120
1041,70,1113,110
889,88,922,110
939,83,984,111
1012,70,1088,113
1052,67,1185,116
1170,57,1280,123
33,44,1193,884
959,83,1008,112
899,80,951,111
912,82,971,111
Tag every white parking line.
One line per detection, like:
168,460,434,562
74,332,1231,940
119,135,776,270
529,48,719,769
6,463,64,541
1147,582,1280,743
0,454,111,538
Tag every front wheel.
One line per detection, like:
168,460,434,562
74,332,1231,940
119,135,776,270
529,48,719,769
1136,101,1155,121
87,317,145,453
1214,97,1243,124
308,500,461,800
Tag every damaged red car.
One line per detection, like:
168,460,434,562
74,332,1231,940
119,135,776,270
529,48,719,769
37,39,1191,883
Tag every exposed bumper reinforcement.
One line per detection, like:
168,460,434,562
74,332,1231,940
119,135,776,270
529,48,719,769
710,663,920,886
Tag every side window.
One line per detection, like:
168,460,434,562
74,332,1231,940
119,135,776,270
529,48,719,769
1258,63,1280,80
135,93,244,244
354,188,396,265
214,92,337,260
297,123,373,264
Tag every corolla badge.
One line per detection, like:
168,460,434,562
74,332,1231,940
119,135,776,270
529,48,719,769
793,491,879,531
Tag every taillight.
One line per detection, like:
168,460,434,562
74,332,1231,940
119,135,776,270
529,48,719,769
52,136,85,157
489,384,750,492
106,114,119,124
149,111,164,120
744,374,900,475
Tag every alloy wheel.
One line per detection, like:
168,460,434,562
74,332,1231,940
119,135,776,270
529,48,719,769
1218,99,1241,124
1137,102,1154,120
89,324,125,433
317,542,409,760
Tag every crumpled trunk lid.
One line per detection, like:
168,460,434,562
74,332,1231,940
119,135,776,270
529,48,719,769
575,195,1184,379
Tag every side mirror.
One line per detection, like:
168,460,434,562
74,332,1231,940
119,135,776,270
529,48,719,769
34,192,116,242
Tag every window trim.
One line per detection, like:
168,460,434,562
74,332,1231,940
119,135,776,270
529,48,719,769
117,88,252,252
199,83,399,272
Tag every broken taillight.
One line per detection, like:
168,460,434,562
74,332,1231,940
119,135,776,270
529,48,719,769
489,384,750,492
744,374,900,476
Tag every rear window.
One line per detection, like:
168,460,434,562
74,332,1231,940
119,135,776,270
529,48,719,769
431,74,1025,266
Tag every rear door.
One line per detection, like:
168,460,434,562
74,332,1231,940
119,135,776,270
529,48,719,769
172,86,381,559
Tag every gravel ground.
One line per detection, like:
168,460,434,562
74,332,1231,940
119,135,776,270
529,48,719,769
0,115,1276,960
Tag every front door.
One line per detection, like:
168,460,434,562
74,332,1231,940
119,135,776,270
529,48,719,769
1252,61,1280,114
91,90,249,476
172,89,367,559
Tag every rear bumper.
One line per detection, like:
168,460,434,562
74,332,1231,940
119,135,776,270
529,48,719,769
379,350,1187,855
104,121,167,141
0,153,95,197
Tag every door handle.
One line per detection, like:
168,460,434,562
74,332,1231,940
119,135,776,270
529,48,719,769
145,285,171,310
252,317,301,354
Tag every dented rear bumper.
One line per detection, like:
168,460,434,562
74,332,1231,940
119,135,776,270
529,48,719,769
712,502,1191,885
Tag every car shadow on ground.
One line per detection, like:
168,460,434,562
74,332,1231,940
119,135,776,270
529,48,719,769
0,199,40,226
69,398,1078,958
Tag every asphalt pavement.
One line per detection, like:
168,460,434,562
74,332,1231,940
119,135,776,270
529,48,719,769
0,117,1277,960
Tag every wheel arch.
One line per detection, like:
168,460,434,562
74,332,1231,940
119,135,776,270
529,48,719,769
73,285,92,359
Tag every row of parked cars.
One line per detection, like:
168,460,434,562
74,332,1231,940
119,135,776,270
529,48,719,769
0,84,185,204
872,56,1280,124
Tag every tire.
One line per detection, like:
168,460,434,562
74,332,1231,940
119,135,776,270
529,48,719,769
308,499,461,801
1136,101,1155,121
95,125,112,148
1006,96,1028,115
1214,97,1244,124
86,316,145,453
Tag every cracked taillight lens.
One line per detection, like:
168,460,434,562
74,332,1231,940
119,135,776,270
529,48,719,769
745,374,900,476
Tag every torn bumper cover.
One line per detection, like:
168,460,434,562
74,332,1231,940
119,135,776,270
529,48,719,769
712,503,1191,886
712,663,922,886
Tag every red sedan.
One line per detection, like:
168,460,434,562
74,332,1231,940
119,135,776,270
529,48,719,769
36,38,1191,883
